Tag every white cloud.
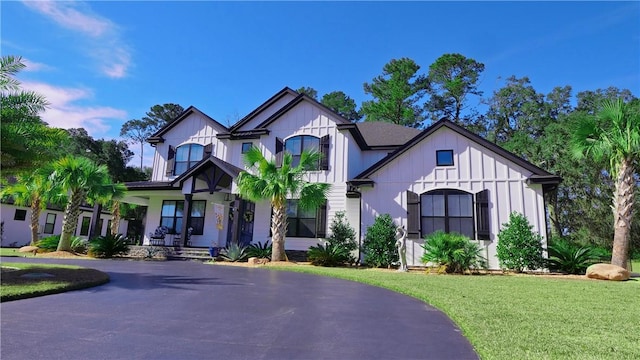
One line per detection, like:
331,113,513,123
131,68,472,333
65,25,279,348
22,58,53,72
22,81,127,138
22,0,132,79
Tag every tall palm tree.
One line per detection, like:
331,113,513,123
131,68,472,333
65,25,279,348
49,156,116,252
237,147,330,262
572,98,640,269
0,167,63,245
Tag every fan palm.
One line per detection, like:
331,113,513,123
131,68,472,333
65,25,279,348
0,166,63,245
237,147,330,262
571,98,640,269
49,156,117,252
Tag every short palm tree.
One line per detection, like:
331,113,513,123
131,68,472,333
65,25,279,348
571,98,640,269
0,167,63,245
237,147,330,262
49,156,117,252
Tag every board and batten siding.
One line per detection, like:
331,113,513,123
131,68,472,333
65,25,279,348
244,100,361,250
234,93,297,131
359,126,547,269
151,112,228,181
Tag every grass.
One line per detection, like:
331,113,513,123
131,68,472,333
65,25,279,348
0,247,37,257
266,265,640,360
0,262,109,302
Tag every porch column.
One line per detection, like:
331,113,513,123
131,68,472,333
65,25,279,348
180,194,193,246
89,203,102,239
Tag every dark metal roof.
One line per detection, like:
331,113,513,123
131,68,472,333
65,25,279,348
124,181,174,191
351,118,562,185
147,106,229,144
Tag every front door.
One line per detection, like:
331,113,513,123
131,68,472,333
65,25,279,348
226,199,254,247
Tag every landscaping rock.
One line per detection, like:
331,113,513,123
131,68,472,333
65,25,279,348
586,263,630,281
248,257,269,265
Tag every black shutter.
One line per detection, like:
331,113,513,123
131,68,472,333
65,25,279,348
407,190,420,237
203,143,213,159
475,189,490,240
166,145,176,176
316,203,327,238
275,137,284,167
320,135,330,170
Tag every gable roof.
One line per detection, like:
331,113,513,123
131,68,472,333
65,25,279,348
148,106,228,144
351,118,561,187
337,122,421,150
253,92,353,129
228,87,298,132
170,155,243,187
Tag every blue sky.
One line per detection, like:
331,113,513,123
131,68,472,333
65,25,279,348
2,1,639,167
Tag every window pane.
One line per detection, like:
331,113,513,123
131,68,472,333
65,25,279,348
286,219,297,237
80,217,91,236
175,201,184,217
176,146,190,161
191,201,205,217
298,206,316,219
174,163,187,175
286,200,298,217
422,217,446,236
436,150,454,166
161,217,173,229
298,219,316,237
459,194,472,217
421,195,433,216
47,213,56,223
285,137,302,155
189,145,203,160
303,136,319,152
449,195,461,216
291,155,301,168
432,195,445,216
190,218,204,235
242,142,252,153
162,201,176,216
460,218,474,238
174,218,183,234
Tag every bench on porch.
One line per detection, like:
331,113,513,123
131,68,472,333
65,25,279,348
149,226,168,246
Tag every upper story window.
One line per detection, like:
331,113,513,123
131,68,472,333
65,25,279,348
436,150,454,166
275,135,329,170
174,144,204,176
241,142,253,154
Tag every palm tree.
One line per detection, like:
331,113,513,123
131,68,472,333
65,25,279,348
237,147,330,262
571,98,640,269
0,167,63,245
49,156,116,252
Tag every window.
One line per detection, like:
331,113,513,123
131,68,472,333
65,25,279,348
436,150,454,166
97,218,104,236
79,216,91,236
14,209,27,221
174,144,204,176
280,200,326,238
421,190,473,238
285,135,320,168
406,189,489,240
161,200,206,235
241,142,253,154
44,213,56,234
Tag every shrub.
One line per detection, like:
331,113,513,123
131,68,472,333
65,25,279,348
546,238,601,274
496,212,544,272
220,243,248,262
247,241,272,259
36,235,61,251
310,211,358,267
88,234,129,258
362,214,398,268
36,235,86,253
421,231,486,274
308,243,352,267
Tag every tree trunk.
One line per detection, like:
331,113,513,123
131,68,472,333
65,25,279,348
140,142,144,170
271,202,287,262
611,159,635,269
545,190,562,238
30,198,41,246
110,200,121,236
58,190,85,252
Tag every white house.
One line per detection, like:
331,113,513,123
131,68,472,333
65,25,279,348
1,202,128,247
122,87,560,269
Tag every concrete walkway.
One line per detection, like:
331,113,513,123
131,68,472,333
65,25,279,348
1,258,478,360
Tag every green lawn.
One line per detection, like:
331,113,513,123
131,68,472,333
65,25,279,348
0,247,37,257
0,262,109,302
267,265,639,360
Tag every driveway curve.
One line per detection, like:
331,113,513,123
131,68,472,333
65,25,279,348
1,258,477,360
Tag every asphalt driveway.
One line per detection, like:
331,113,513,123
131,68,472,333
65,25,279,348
1,258,478,360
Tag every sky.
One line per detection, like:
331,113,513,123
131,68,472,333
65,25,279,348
2,1,639,168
